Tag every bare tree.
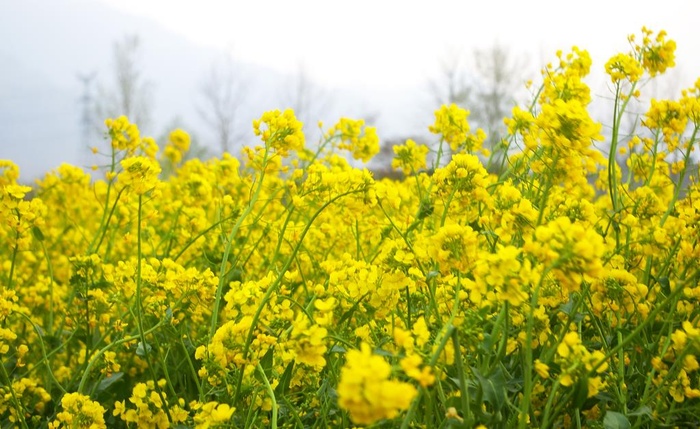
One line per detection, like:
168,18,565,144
427,42,529,167
279,62,333,140
94,34,153,132
471,42,529,149
428,46,473,107
198,54,249,154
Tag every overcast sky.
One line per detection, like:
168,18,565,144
3,0,699,181
97,0,700,89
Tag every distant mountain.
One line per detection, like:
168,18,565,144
0,0,274,181
0,0,431,182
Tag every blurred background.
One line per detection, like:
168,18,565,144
2,0,698,181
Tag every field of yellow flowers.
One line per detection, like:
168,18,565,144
2,27,699,428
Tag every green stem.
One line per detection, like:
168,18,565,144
37,239,55,336
134,193,173,424
519,280,542,429
170,212,238,262
257,363,278,429
7,234,18,289
661,125,699,225
540,379,564,428
209,149,269,342
589,274,690,375
401,325,455,429
607,81,637,221
453,330,471,424
233,188,366,402
77,321,164,393
402,274,463,429
15,312,66,395
0,355,30,429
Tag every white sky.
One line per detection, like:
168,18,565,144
96,0,700,90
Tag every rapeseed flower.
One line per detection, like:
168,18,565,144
253,108,305,156
337,343,417,425
49,392,106,429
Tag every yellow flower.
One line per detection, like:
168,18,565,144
49,392,106,429
392,139,429,173
0,159,21,185
534,359,550,378
191,401,235,429
684,321,700,340
445,407,464,422
291,318,328,370
328,117,380,162
105,115,141,153
400,353,435,387
411,317,430,347
253,108,305,156
337,343,417,425
672,329,688,351
429,104,485,153
605,53,643,83
684,355,700,372
474,245,529,307
162,129,190,164
118,156,162,195
638,27,677,76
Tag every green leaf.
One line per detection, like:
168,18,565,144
572,374,589,410
260,347,274,373
604,411,631,429
426,271,440,280
254,347,274,383
135,341,152,357
627,405,651,418
96,372,124,393
373,347,393,358
275,361,295,396
472,367,506,411
32,226,44,241
329,345,347,354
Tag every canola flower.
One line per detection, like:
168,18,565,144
1,26,700,429
337,343,417,425
49,393,107,429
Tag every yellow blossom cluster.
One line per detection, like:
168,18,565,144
429,103,487,154
113,380,189,427
327,117,380,162
392,138,429,174
162,128,191,164
555,332,608,397
49,392,107,429
337,343,417,425
253,108,305,156
2,26,700,428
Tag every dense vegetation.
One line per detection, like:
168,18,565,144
1,27,699,428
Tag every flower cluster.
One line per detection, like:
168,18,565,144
162,128,191,164
429,103,487,154
392,138,430,174
327,117,380,162
118,156,162,195
49,392,107,429
113,380,188,427
337,343,417,425
555,332,608,398
253,108,305,156
2,26,700,429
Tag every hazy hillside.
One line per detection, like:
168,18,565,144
6,0,492,184
0,1,377,181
